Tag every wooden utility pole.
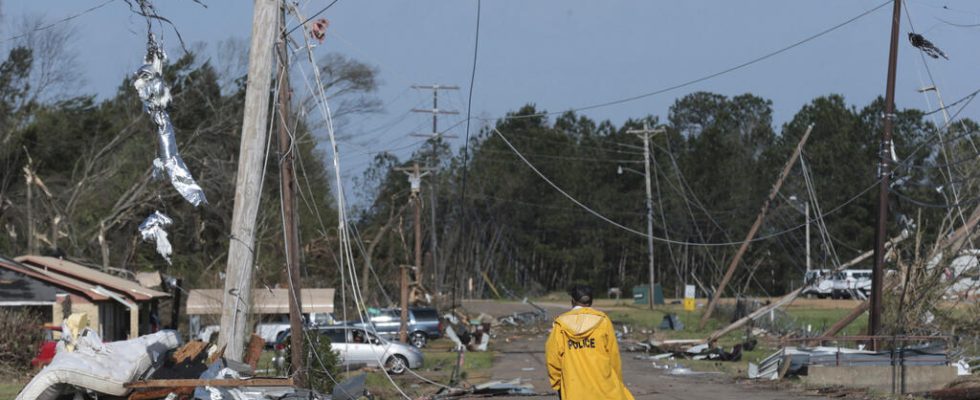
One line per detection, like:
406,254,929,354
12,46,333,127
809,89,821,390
871,0,902,340
627,123,664,310
23,155,36,255
410,84,458,291
275,6,304,385
395,162,434,343
219,0,279,362
700,124,813,328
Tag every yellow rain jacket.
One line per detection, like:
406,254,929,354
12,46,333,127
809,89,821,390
546,307,634,400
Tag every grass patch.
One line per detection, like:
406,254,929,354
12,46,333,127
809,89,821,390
0,379,25,398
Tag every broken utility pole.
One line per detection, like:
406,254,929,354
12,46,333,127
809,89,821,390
626,123,664,310
871,0,902,340
410,84,459,292
700,124,813,328
275,6,304,384
219,0,278,362
395,162,435,343
707,233,906,344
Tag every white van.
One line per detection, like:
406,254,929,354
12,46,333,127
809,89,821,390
802,269,833,298
831,270,872,299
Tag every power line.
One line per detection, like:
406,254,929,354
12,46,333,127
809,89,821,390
454,0,481,309
285,0,341,36
3,0,116,43
493,0,891,120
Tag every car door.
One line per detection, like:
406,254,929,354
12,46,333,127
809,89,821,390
320,328,348,365
345,327,377,367
371,310,401,340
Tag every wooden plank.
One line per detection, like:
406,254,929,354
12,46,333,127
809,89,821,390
777,355,794,379
172,341,207,364
126,378,294,389
244,334,264,369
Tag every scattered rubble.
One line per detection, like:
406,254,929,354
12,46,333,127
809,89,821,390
17,312,321,400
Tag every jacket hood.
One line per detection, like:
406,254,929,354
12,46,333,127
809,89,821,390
554,307,608,339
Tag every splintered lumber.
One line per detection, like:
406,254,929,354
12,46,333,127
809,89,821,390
125,378,294,389
705,233,907,343
207,344,226,365
700,124,813,328
707,287,803,344
172,341,207,364
244,334,264,369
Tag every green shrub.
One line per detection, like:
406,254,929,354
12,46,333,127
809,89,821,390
282,332,341,394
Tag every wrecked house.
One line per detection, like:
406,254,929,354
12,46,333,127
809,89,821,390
0,255,169,341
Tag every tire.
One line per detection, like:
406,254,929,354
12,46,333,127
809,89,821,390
386,355,408,375
410,332,428,348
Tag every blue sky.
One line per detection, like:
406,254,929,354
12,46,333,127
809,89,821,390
5,0,980,200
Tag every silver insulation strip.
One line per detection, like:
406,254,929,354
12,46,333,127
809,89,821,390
133,37,207,206
139,210,174,264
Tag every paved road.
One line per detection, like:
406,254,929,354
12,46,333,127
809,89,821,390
462,300,827,400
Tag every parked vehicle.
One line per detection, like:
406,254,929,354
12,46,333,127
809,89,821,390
801,269,833,298
350,307,442,348
197,312,334,345
30,324,61,369
831,269,872,299
273,326,423,374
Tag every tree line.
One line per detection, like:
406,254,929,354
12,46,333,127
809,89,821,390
1,34,974,305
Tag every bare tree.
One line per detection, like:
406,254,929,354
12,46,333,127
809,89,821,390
14,15,83,102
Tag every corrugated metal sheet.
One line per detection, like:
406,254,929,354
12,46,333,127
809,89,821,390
16,256,169,301
0,257,110,301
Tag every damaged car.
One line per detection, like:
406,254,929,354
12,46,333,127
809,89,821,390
274,325,423,374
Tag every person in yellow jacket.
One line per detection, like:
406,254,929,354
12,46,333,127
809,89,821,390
546,285,634,400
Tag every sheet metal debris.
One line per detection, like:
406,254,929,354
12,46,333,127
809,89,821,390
134,35,207,207
748,345,951,380
140,210,174,264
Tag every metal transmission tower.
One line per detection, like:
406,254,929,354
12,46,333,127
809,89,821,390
626,123,664,310
409,84,458,292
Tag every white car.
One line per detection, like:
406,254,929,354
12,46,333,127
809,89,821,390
196,312,335,345
273,326,423,374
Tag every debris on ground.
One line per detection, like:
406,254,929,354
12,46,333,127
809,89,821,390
430,378,549,398
620,335,754,363
748,344,951,380
17,313,321,399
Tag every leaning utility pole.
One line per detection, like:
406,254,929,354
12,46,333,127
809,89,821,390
275,6,304,384
627,123,663,310
700,124,813,328
395,162,434,343
219,0,278,361
871,0,902,339
805,201,811,272
410,84,459,291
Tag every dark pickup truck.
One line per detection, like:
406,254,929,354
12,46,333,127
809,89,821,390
351,307,442,348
